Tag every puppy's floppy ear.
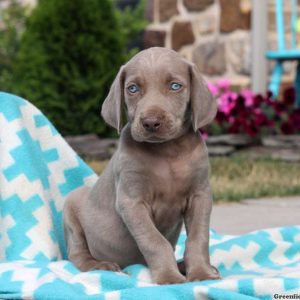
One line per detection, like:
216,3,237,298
101,65,125,134
189,63,217,131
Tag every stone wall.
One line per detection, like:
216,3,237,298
144,0,298,91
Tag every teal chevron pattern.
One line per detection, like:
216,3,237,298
0,92,300,299
2,194,44,260
4,129,59,189
0,92,97,264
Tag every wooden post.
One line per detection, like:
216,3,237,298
251,0,268,94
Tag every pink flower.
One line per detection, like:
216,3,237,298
200,131,208,140
241,89,254,107
217,79,230,91
254,108,262,114
228,116,235,124
207,82,219,97
218,92,237,115
208,80,298,137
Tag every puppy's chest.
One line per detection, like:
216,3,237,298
147,160,194,231
150,157,197,204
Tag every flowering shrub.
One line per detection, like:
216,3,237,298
206,80,300,136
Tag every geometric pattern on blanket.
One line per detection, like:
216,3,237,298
0,92,97,262
1,92,300,299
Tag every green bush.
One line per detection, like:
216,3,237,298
12,0,130,136
0,0,27,91
116,0,147,58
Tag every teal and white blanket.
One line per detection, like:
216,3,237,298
0,92,300,300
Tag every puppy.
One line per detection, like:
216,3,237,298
63,47,220,284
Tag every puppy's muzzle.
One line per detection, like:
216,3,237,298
141,116,161,132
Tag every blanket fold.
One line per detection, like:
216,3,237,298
0,92,299,299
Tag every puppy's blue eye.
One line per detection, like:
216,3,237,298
127,84,139,93
170,82,182,91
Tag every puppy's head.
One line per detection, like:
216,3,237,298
101,47,217,143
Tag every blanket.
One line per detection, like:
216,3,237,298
0,91,300,300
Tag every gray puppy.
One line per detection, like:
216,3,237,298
63,47,220,284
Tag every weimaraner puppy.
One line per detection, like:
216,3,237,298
63,47,220,284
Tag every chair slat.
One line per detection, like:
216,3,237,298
266,0,300,106
276,0,285,50
291,0,297,49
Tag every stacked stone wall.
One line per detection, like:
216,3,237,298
144,0,299,91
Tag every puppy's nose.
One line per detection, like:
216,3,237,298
141,117,161,132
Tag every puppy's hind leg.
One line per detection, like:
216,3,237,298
63,188,121,272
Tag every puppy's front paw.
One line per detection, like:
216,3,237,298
91,261,121,272
187,264,220,282
80,260,121,272
152,270,186,285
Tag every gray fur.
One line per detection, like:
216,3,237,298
63,47,220,284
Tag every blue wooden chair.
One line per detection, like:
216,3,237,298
265,0,300,107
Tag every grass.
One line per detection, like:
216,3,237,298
86,157,300,202
210,157,300,202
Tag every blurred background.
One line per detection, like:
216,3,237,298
0,0,300,205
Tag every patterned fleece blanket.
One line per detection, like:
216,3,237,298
0,91,300,300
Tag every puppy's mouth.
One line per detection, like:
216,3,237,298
132,128,180,143
144,135,166,143
131,132,168,143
